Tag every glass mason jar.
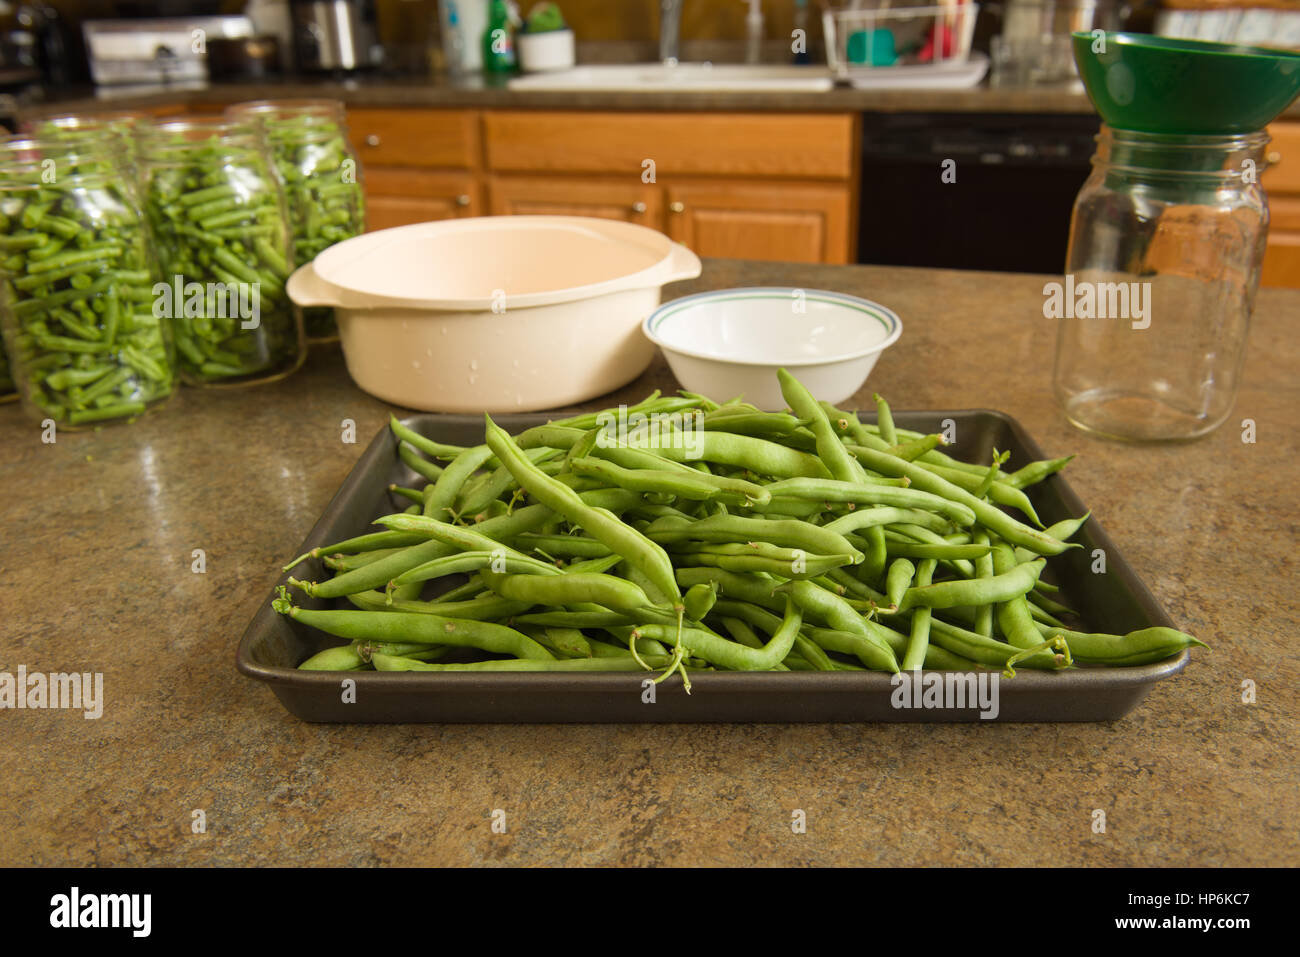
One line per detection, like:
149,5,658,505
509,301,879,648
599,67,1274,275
0,332,15,401
0,136,175,427
29,112,144,168
226,99,366,342
136,118,304,386
1052,126,1269,441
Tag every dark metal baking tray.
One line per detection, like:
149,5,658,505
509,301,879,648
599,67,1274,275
236,410,1191,722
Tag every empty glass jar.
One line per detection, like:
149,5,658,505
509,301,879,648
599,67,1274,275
1052,125,1270,441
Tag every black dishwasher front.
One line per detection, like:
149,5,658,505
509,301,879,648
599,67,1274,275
857,112,1100,275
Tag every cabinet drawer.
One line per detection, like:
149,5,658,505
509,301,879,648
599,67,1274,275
487,175,659,225
1264,122,1300,196
484,111,855,179
349,108,479,169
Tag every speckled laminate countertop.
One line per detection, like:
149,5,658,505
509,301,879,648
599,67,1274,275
0,260,1295,866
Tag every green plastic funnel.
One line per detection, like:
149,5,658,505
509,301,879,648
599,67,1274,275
1072,31,1300,135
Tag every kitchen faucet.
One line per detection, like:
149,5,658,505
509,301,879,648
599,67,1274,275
659,0,683,64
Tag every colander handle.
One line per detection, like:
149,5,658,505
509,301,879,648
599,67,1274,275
286,261,344,309
663,241,703,284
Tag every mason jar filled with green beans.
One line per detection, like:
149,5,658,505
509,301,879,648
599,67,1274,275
136,118,304,387
0,337,15,401
226,99,365,342
0,135,175,427
28,111,144,175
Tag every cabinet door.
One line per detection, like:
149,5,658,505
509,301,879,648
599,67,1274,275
487,176,660,225
1262,232,1300,289
1262,123,1300,288
665,181,852,264
364,169,479,231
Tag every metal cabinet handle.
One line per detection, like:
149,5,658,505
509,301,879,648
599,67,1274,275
1267,150,1282,166
456,194,471,207
669,201,685,213
364,134,381,147
631,201,647,214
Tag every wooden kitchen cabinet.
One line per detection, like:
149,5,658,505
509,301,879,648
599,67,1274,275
339,106,857,261
348,109,484,232
364,168,480,231
1262,121,1300,288
482,110,858,262
487,175,659,225
664,180,852,264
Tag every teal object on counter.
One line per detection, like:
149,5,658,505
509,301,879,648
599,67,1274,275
847,28,897,67
1072,31,1300,135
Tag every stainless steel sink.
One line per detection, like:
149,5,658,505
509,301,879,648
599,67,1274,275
507,62,836,92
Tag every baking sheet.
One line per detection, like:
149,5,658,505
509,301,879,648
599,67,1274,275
236,410,1190,722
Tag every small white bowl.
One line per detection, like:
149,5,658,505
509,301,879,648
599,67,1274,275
517,29,576,73
642,287,903,410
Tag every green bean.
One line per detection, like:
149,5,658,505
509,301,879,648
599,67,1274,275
861,525,888,581
874,393,899,446
675,567,785,613
632,595,801,671
571,455,768,506
805,626,901,673
671,543,857,580
509,533,613,559
322,547,409,572
914,460,1043,526
883,540,991,562
902,559,937,670
885,558,916,610
283,530,428,571
778,368,868,483
784,580,898,672
483,569,652,615
644,513,862,563
485,415,682,611
273,597,554,659
846,446,1072,556
1004,456,1075,489
347,591,531,620
389,550,562,592
972,530,995,637
298,644,368,671
822,507,953,537
682,582,717,621
898,557,1044,612
608,429,832,480
1042,626,1207,666
370,654,682,673
399,441,445,483
422,445,494,518
760,478,977,526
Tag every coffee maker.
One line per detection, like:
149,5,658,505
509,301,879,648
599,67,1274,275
290,0,380,73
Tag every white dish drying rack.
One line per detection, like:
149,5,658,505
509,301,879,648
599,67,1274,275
823,2,981,78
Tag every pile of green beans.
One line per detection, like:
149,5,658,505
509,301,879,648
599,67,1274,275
274,370,1205,683
0,140,174,425
138,124,302,385
229,102,365,341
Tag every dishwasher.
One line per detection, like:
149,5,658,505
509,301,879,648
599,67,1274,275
857,112,1101,275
